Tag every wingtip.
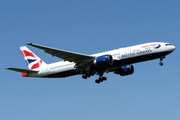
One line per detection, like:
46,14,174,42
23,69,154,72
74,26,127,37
26,43,33,45
6,67,13,70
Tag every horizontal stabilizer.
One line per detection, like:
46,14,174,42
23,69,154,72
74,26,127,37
6,67,38,73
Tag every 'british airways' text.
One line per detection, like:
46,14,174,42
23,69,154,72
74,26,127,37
121,49,152,58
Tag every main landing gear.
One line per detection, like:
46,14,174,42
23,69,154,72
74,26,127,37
94,72,107,84
82,72,107,84
95,76,107,84
159,56,165,66
82,72,93,79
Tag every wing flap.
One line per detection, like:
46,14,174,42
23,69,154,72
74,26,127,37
6,67,38,73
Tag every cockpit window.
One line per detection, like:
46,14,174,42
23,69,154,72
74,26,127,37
165,44,172,46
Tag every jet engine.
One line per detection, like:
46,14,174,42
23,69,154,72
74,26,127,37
117,64,134,76
94,55,113,67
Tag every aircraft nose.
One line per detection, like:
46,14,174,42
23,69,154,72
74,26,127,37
172,45,176,51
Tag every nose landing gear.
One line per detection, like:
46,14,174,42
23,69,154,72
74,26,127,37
159,56,165,66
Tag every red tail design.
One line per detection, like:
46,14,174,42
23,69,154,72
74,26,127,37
30,60,43,70
21,50,36,57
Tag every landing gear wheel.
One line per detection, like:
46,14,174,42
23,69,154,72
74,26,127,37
102,77,107,81
159,62,163,66
95,76,107,84
95,80,100,84
99,78,103,82
82,75,87,79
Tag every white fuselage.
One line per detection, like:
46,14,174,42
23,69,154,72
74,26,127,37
29,42,175,78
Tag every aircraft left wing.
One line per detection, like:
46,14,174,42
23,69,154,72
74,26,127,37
26,43,95,63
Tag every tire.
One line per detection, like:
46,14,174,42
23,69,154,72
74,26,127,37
159,62,163,66
95,80,100,84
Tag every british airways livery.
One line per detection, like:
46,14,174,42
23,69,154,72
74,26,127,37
6,42,175,84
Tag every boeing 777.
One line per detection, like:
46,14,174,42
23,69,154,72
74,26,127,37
6,42,175,84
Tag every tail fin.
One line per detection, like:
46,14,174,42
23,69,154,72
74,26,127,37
20,46,47,70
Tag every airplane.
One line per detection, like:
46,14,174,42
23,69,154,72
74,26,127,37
6,42,175,84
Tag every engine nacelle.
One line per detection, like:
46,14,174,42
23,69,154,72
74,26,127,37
94,55,113,67
117,64,134,76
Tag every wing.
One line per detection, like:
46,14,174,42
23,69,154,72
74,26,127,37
6,67,38,73
26,43,95,63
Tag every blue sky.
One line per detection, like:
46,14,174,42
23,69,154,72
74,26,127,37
1,0,180,120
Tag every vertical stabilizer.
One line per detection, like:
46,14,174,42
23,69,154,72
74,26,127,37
20,46,47,70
